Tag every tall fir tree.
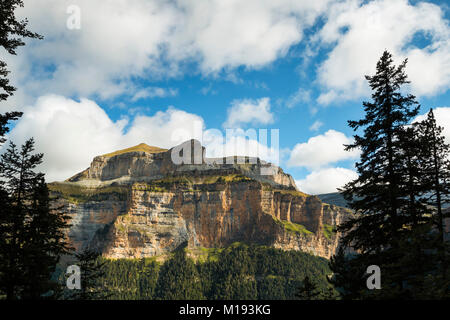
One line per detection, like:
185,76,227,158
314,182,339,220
0,1,54,300
0,139,71,299
415,109,450,295
69,249,110,300
327,247,366,300
416,109,450,246
335,51,422,298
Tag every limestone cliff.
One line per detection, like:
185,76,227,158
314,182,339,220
50,140,352,259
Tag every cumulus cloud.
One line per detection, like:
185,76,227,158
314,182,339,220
287,129,359,169
6,95,127,181
170,0,332,73
316,0,450,104
296,167,358,194
0,0,333,110
1,0,448,112
131,87,178,102
223,97,274,128
2,0,178,108
413,107,450,144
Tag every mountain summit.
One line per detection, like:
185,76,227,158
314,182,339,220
101,143,168,157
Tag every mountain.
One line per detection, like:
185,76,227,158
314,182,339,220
49,140,352,260
318,191,450,209
317,192,349,208
317,193,449,242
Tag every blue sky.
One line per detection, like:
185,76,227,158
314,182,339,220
1,0,449,194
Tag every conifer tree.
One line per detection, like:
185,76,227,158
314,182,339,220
327,247,366,299
416,110,450,245
415,109,450,291
295,275,320,300
336,51,421,298
70,249,109,300
0,112,22,145
0,139,70,299
0,1,56,300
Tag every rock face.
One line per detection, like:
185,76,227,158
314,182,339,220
50,140,352,259
67,140,297,190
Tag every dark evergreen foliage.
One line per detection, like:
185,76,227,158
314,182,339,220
330,51,450,299
340,50,420,252
295,275,320,300
69,249,110,300
0,139,71,299
81,243,336,300
155,246,205,300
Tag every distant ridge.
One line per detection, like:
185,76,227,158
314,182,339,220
318,191,450,209
101,143,167,158
317,192,349,208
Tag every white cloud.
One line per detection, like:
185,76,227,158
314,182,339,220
131,87,178,102
285,88,311,108
1,0,448,112
223,97,274,128
413,107,450,144
2,0,179,107
6,95,127,181
124,107,205,149
170,0,332,73
287,129,359,169
0,0,333,110
309,120,324,131
316,0,450,104
296,167,358,194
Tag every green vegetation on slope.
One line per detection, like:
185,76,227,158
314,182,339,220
48,182,128,204
322,224,337,240
273,189,309,198
132,174,255,193
101,143,167,158
272,216,313,235
186,247,224,263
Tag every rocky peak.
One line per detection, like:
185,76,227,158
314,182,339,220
67,139,297,190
